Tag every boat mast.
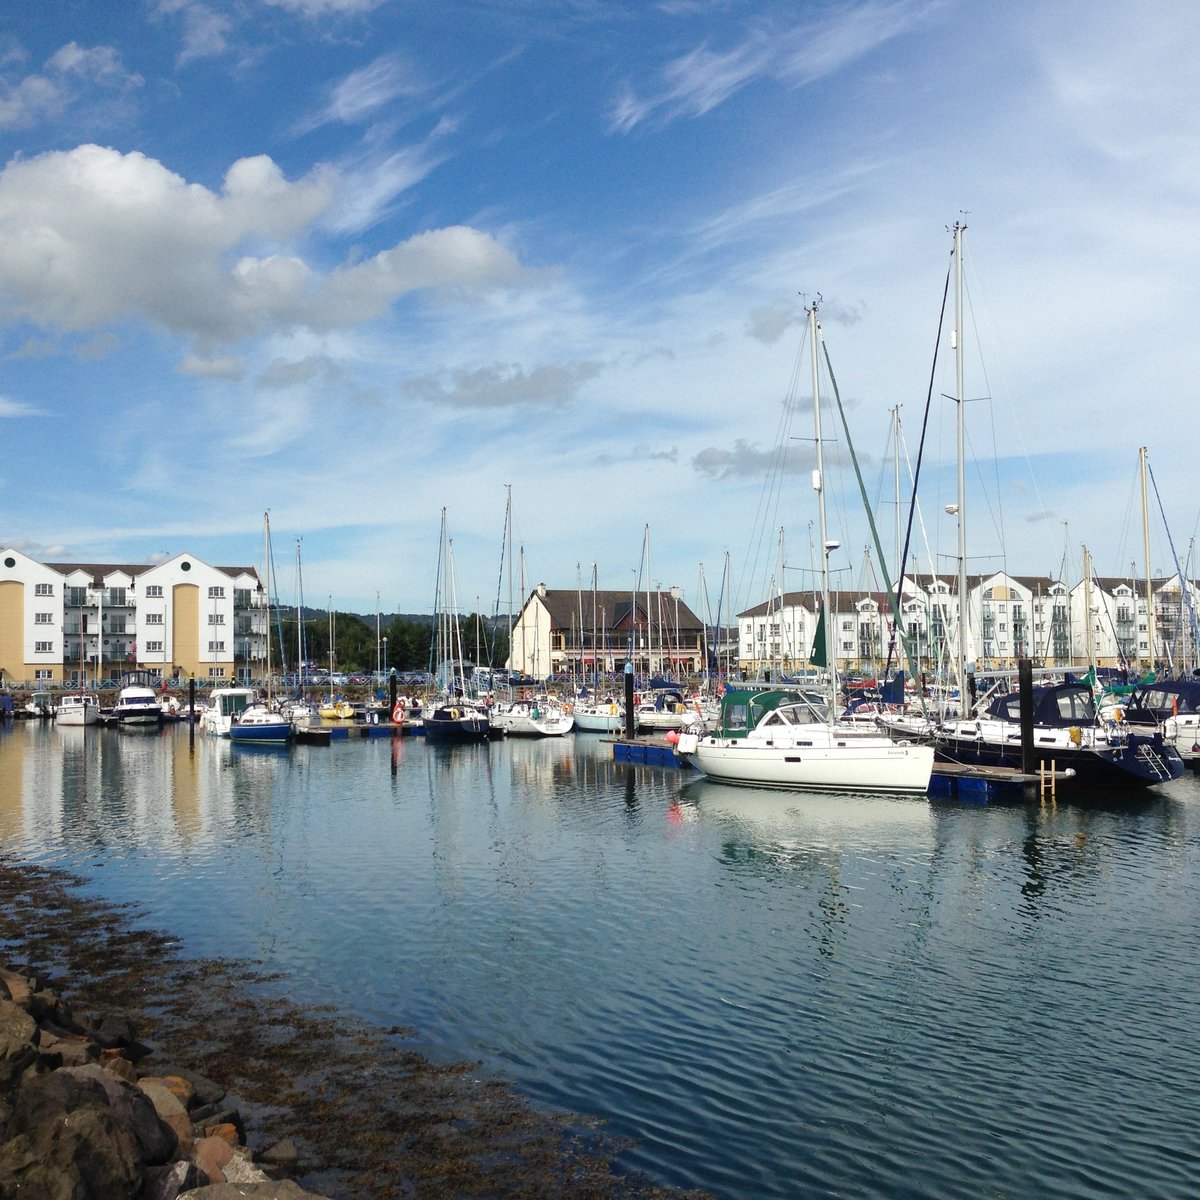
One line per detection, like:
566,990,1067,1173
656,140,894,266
953,221,971,717
262,512,272,703
808,299,838,714
1140,445,1155,674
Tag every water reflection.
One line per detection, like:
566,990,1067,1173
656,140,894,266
4,719,1200,1200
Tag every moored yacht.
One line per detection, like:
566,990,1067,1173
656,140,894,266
112,686,163,727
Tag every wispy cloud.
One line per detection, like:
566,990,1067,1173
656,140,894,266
0,394,44,417
404,360,602,410
610,0,933,132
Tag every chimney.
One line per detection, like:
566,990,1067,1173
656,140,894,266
537,582,547,598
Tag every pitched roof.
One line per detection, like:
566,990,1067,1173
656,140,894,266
523,588,704,631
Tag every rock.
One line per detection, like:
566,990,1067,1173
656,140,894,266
193,1132,235,1183
66,1064,178,1165
0,1068,142,1199
93,1012,139,1049
137,1078,193,1156
0,999,37,1092
0,969,32,1010
140,1072,195,1109
181,1181,329,1199
144,1158,204,1200
137,1063,226,1108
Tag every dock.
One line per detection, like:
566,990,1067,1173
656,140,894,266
605,736,692,769
929,760,1076,802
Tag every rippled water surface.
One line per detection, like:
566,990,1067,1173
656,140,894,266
3,719,1200,1199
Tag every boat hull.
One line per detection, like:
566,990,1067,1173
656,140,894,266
229,722,292,745
934,731,1183,790
424,706,490,743
678,734,934,794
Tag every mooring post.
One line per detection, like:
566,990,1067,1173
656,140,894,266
623,661,636,741
188,674,196,749
1018,658,1035,776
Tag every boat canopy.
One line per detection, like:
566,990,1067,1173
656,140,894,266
712,688,830,738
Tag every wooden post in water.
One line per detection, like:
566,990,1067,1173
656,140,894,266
1018,657,1035,777
623,661,636,741
188,674,196,749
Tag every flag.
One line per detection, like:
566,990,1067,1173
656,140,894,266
809,608,827,668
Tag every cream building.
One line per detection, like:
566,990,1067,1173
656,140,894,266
0,548,265,688
737,570,1200,678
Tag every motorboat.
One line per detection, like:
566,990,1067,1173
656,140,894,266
201,686,258,737
112,686,163,727
55,693,100,727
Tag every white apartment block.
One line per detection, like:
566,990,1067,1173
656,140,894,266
0,547,266,688
738,571,1200,677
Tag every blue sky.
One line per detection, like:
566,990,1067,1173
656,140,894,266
1,0,1197,617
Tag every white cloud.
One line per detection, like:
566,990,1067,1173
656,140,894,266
0,145,547,345
262,0,387,15
0,41,142,129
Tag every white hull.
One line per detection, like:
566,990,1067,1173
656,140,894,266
56,695,100,726
573,705,624,733
490,701,574,737
677,730,933,794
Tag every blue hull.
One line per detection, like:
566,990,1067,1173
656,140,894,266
229,722,292,745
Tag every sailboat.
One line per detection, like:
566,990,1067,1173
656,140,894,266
230,513,293,745
317,602,355,720
675,301,934,794
424,508,490,743
926,227,1181,789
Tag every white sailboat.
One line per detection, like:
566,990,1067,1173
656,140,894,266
675,300,934,794
230,513,293,745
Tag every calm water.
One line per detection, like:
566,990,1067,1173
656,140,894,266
2,719,1200,1199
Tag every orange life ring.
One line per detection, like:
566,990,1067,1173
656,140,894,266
392,700,406,723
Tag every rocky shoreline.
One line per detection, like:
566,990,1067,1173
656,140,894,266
0,957,319,1198
0,855,710,1200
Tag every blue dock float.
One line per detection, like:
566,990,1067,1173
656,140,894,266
608,737,693,769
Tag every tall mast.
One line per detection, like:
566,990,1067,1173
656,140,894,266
1140,445,1155,674
263,512,272,700
953,221,970,717
808,299,837,713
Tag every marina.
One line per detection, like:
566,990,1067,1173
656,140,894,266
2,717,1199,1199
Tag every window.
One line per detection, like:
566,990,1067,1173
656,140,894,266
207,641,225,653
208,586,225,599
146,640,163,653
35,583,53,596
207,667,225,678
107,588,127,607
146,613,164,625
66,586,87,606
145,585,163,598
34,669,52,681
34,612,53,625
208,613,225,625
34,641,52,653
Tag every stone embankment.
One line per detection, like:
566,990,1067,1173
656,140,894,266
0,960,325,1200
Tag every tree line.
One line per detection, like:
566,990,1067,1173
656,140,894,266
272,612,509,674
